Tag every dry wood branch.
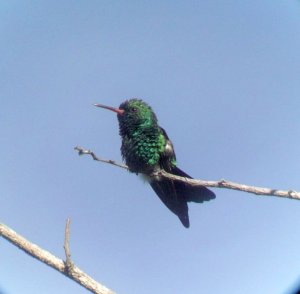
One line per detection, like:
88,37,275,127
74,146,300,200
64,218,73,273
0,223,115,294
74,146,128,170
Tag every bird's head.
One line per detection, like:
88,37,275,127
94,98,158,135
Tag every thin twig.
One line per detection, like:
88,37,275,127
64,218,73,273
74,146,128,170
156,170,300,200
0,223,115,294
74,146,300,200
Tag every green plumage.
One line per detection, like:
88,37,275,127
95,98,215,228
118,99,172,173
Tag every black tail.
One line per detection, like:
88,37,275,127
150,167,215,228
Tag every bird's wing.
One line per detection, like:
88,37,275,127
158,127,176,170
150,179,190,228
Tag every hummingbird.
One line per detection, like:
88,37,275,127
94,99,215,228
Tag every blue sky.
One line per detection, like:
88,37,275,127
1,1,300,293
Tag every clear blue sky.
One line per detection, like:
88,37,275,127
1,1,300,293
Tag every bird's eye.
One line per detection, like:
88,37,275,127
131,107,138,112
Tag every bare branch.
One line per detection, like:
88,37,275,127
74,146,128,170
64,218,73,273
0,223,115,294
74,146,300,200
156,170,300,200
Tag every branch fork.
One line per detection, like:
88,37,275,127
0,221,115,294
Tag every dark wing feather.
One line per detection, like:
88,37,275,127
171,166,216,203
150,179,190,228
149,127,215,228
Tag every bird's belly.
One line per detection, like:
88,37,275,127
125,155,157,174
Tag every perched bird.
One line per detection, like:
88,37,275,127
94,99,215,228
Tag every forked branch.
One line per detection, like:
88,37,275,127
74,146,300,200
0,221,115,294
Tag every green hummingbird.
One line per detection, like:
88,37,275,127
94,99,215,228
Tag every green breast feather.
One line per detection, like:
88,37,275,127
135,132,166,165
122,130,166,171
